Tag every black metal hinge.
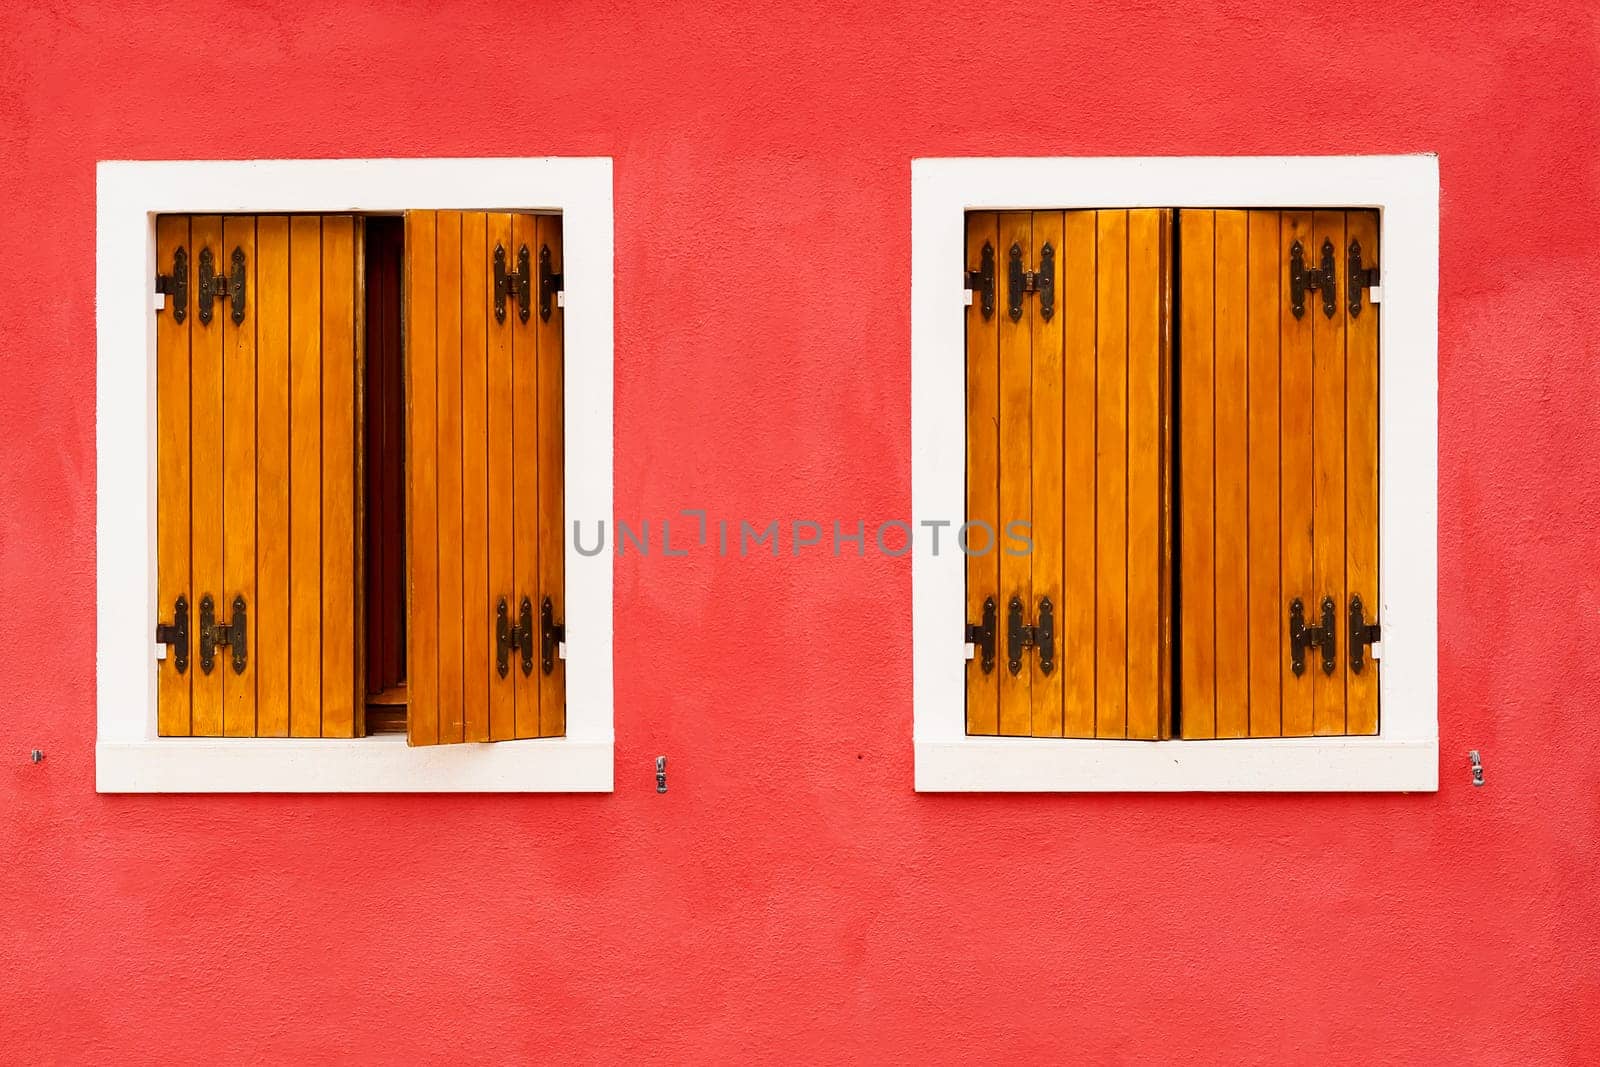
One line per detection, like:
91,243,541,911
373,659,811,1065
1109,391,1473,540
494,243,531,324
1289,238,1336,320
541,596,565,675
1349,594,1381,674
1007,241,1055,322
198,593,247,675
1005,595,1055,676
1348,239,1379,318
155,594,189,674
1289,595,1337,677
497,596,535,678
197,247,246,326
156,246,188,324
539,243,563,323
965,595,997,674
965,240,996,320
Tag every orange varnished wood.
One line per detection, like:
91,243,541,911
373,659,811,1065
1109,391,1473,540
1212,210,1250,739
964,212,1000,736
155,215,192,737
320,216,360,738
460,212,492,743
511,213,542,739
221,216,258,737
1245,211,1283,737
1178,210,1216,739
1311,210,1348,735
1279,211,1316,737
1126,209,1172,740
996,212,1033,736
404,211,440,747
486,213,517,741
1061,210,1098,738
1028,211,1064,738
255,217,291,738
536,215,567,738
1345,210,1381,736
189,215,225,737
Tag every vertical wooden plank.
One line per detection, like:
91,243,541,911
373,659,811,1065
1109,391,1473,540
1095,210,1129,738
964,212,1000,737
1212,211,1250,739
1346,210,1381,736
460,213,492,743
221,216,258,736
1279,211,1316,737
288,215,323,738
1126,209,1170,740
536,216,567,738
997,212,1032,736
321,216,359,738
190,215,225,737
1246,211,1283,737
1178,210,1216,739
1061,210,1097,739
406,212,440,747
486,213,517,741
511,213,542,739
155,215,192,737
435,211,466,745
1028,211,1064,737
1312,210,1348,735
256,217,291,737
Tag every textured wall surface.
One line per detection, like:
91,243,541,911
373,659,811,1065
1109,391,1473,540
2,0,1598,1062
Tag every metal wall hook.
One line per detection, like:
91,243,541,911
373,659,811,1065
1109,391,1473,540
1469,750,1484,787
656,756,667,794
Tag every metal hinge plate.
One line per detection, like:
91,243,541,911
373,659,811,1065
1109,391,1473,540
1007,241,1055,322
1289,238,1337,320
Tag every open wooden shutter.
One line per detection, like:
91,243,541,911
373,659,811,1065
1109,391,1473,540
154,214,364,737
964,210,1173,739
404,211,565,746
1177,209,1379,738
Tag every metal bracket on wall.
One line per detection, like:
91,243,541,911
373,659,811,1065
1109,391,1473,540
1289,238,1336,320
539,243,563,322
197,247,246,326
198,593,247,676
656,756,667,794
964,240,995,320
1469,750,1485,787
155,246,188,323
155,594,189,674
1007,241,1055,322
494,242,532,324
1347,238,1380,317
965,595,997,674
1288,595,1337,677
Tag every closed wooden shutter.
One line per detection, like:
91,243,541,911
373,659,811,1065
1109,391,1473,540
154,214,364,738
1177,209,1379,738
404,211,565,746
965,210,1173,739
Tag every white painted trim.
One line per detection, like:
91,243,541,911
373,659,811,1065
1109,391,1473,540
96,158,614,793
910,155,1439,792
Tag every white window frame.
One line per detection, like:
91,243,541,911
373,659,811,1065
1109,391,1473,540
911,155,1438,792
96,158,614,792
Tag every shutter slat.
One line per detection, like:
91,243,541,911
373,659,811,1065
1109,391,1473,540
288,215,324,738
222,215,258,737
1178,210,1217,739
320,216,360,738
461,212,492,743
1279,211,1317,737
1028,211,1065,738
191,214,226,738
997,211,1033,736
1061,211,1098,738
1095,210,1130,738
405,211,441,746
156,215,193,736
536,214,568,739
963,212,1001,736
511,212,543,739
1213,211,1251,739
1346,210,1381,736
1245,211,1283,737
486,213,518,741
1312,210,1349,735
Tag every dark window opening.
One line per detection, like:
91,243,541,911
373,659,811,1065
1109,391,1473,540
363,215,407,733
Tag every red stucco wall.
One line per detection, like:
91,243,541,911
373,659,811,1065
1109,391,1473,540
3,1,1598,1061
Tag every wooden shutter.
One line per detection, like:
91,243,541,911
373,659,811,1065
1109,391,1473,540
404,211,565,746
965,210,1173,739
154,214,364,738
1177,209,1379,738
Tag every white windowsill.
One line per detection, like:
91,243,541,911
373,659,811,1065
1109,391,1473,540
914,737,1438,792
96,735,614,793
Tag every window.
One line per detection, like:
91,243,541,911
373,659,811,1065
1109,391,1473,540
97,159,613,792
912,156,1438,791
